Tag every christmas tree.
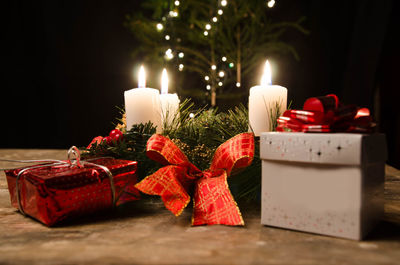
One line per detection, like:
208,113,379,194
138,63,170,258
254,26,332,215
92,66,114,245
125,0,307,106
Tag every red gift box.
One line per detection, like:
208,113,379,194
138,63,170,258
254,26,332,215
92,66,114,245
5,157,139,226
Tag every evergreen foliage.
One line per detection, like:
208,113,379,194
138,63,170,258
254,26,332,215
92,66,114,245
83,100,264,201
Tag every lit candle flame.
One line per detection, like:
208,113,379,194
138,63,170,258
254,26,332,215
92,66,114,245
161,68,168,94
138,65,146,88
260,60,272,86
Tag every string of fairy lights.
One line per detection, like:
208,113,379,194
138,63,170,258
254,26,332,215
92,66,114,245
155,0,276,92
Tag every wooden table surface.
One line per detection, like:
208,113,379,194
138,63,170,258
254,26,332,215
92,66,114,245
0,149,399,265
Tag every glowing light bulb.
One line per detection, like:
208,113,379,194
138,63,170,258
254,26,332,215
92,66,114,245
175,0,180,6
218,9,223,15
236,82,241,87
229,63,234,68
218,82,223,86
222,56,227,62
179,64,184,71
206,85,211,90
138,65,146,88
218,71,225,77
211,65,216,70
165,49,173,60
178,52,184,58
221,0,227,7
169,11,178,17
212,17,218,22
189,113,195,118
205,76,210,81
165,35,170,40
204,31,209,36
205,24,211,30
260,60,272,86
156,23,163,31
267,0,275,8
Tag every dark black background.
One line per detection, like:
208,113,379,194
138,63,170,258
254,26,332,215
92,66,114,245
2,0,399,167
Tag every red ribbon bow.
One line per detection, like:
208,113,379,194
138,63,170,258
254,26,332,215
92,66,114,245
277,94,375,133
135,133,255,226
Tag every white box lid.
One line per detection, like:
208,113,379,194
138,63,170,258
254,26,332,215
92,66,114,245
260,132,387,165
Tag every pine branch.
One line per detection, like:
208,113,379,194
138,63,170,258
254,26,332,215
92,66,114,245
84,100,289,201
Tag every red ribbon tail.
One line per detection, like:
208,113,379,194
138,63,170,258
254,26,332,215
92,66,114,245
135,165,191,216
192,172,244,226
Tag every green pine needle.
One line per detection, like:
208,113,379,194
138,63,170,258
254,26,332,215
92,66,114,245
84,100,288,201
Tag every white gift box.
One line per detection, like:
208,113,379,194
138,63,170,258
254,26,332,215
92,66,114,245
260,132,387,240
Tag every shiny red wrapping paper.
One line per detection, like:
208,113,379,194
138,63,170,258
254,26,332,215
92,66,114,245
5,158,140,226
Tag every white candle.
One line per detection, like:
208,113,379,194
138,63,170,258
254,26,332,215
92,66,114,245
249,60,287,136
159,69,180,126
124,65,162,131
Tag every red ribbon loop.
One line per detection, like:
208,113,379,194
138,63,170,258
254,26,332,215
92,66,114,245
277,94,375,133
135,133,255,226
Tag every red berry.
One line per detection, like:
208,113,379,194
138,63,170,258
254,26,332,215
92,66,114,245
109,129,123,142
114,133,123,142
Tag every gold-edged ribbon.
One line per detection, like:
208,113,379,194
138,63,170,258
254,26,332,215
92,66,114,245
135,133,255,226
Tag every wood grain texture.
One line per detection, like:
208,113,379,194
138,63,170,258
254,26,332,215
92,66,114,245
0,149,399,265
